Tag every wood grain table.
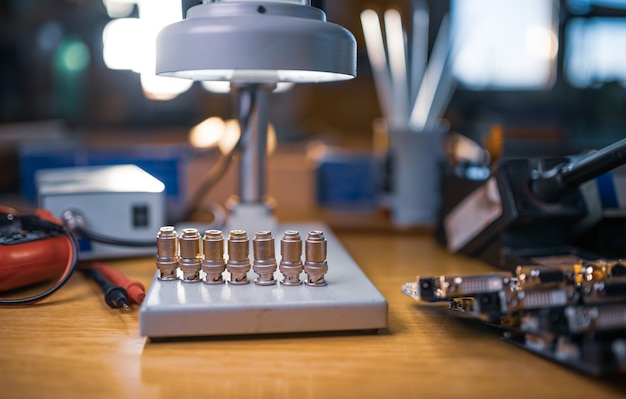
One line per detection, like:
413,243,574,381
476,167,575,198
1,228,625,399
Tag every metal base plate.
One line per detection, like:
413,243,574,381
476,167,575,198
139,223,388,338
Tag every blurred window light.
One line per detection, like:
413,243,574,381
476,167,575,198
102,0,192,100
189,117,276,156
102,0,135,18
200,82,233,94
102,18,142,70
218,119,276,156
451,0,558,90
220,119,242,155
565,18,626,88
190,117,226,149
140,73,193,101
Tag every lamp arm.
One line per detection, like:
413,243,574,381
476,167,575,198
235,84,275,204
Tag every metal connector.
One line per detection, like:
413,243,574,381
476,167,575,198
202,229,226,285
179,228,202,283
279,230,303,286
227,230,251,285
252,231,277,286
304,230,328,286
156,226,179,281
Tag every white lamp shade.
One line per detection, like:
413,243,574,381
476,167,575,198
156,2,357,83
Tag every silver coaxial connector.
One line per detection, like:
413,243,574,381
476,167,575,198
304,230,328,286
156,226,179,281
227,230,251,285
252,231,277,286
179,228,202,283
279,230,303,286
202,230,226,285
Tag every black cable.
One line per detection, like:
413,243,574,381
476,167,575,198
175,85,265,225
181,147,239,222
61,209,155,248
178,92,254,223
72,224,156,248
81,267,130,310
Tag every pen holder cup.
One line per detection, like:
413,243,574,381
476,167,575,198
388,126,446,228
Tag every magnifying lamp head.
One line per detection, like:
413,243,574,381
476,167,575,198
156,1,357,84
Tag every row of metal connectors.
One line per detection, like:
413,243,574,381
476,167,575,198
155,227,329,286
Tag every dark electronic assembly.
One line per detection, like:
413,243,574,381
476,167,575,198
439,138,626,270
403,259,626,376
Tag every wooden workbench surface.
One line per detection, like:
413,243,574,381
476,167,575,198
1,229,625,399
